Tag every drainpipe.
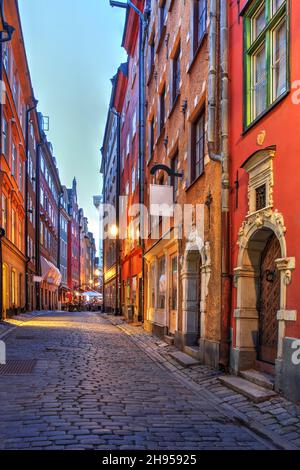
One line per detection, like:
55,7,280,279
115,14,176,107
138,2,150,323
207,0,231,369
25,101,38,312
35,142,41,310
111,108,121,316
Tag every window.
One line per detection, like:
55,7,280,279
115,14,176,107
150,263,155,308
11,209,16,245
126,133,130,156
193,0,207,54
11,270,17,306
158,257,166,309
18,218,22,250
244,0,288,126
159,0,167,38
40,187,44,207
148,35,155,77
172,43,181,105
3,42,9,74
171,152,179,201
256,184,267,211
13,74,19,106
171,256,178,310
1,194,7,233
191,109,205,182
132,109,137,138
159,85,166,133
2,117,8,158
149,117,155,161
132,167,136,193
19,161,23,191
12,142,17,177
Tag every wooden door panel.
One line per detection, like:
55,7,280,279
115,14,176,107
258,235,281,364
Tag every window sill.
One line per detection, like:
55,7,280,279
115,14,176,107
147,65,155,86
156,25,167,55
168,93,180,119
187,32,207,74
185,172,204,192
156,125,165,145
243,89,290,135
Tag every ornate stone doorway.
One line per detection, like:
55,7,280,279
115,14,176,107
177,229,211,349
233,209,295,375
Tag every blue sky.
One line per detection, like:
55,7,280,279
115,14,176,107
19,0,127,251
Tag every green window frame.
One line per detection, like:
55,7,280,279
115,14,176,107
243,0,289,129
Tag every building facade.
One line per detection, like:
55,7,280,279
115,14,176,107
114,4,143,322
38,124,62,311
101,78,119,313
79,209,96,291
67,178,80,294
0,0,32,318
142,0,223,368
58,185,69,306
229,0,300,401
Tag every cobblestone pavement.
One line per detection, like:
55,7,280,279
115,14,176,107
0,310,276,450
105,315,300,450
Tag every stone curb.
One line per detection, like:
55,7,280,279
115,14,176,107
103,314,298,451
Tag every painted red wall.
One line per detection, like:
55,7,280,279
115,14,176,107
229,0,300,341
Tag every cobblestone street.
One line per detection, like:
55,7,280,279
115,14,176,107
0,311,278,450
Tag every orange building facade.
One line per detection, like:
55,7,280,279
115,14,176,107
0,0,33,317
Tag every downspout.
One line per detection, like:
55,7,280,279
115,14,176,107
137,1,150,323
25,102,37,312
208,0,231,368
111,108,121,316
35,142,41,310
101,146,106,312
57,191,63,305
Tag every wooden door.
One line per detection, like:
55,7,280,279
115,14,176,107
258,235,281,364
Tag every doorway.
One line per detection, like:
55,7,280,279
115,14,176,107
258,234,281,365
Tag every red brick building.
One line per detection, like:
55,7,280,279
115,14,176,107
229,0,300,401
67,178,80,293
114,2,144,321
38,126,62,311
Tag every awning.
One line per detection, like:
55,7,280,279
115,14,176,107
41,257,62,287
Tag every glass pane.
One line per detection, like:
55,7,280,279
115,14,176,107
252,5,266,41
171,257,177,310
272,0,285,15
251,45,267,119
272,20,287,100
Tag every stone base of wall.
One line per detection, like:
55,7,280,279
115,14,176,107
276,337,300,403
230,347,257,373
174,331,198,350
199,339,220,368
144,320,167,339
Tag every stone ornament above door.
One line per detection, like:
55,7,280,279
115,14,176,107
241,145,276,216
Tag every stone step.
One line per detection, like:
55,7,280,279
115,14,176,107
164,335,174,345
219,376,277,403
184,345,201,360
169,351,200,368
240,369,275,391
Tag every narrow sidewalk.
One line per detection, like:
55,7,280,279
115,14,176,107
103,313,300,450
